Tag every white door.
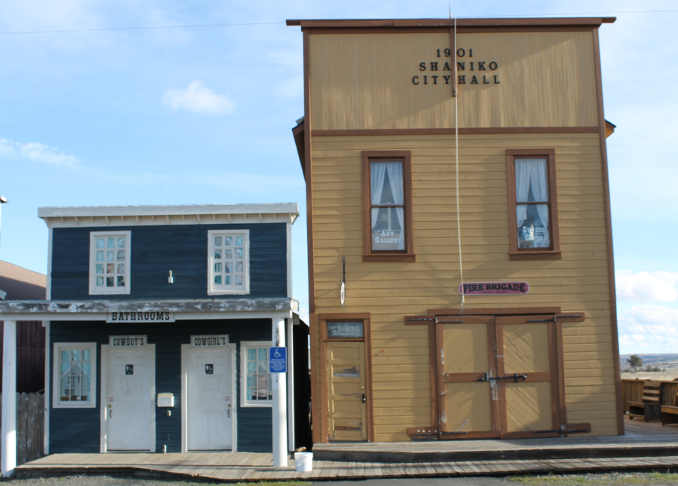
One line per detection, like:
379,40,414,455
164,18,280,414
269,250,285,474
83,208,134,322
186,346,234,450
104,345,155,451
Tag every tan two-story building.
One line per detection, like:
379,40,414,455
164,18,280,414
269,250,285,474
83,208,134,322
288,17,620,444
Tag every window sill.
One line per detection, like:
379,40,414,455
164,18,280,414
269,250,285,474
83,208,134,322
207,289,250,296
509,249,562,260
363,253,416,262
89,288,131,296
241,401,272,408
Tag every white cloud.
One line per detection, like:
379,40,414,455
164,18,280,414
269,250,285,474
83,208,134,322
0,138,79,168
616,270,678,303
163,81,234,115
619,304,678,354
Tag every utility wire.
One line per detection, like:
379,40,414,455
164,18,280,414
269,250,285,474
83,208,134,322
0,21,281,35
1,7,678,35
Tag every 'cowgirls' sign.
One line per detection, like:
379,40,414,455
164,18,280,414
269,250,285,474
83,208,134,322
459,282,529,296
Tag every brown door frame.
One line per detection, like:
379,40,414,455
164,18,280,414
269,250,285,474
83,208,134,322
434,309,564,440
318,313,374,443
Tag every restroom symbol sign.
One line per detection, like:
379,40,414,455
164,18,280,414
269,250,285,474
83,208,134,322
269,347,287,373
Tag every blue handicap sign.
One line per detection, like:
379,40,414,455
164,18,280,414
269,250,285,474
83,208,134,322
269,347,287,373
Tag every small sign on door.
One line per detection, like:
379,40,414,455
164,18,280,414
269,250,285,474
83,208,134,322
269,347,287,373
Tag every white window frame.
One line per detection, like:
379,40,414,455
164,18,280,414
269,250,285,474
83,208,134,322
240,341,272,408
89,230,131,295
52,342,97,409
207,229,250,295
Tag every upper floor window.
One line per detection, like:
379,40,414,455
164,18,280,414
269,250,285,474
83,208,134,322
506,149,560,256
362,151,414,261
89,231,131,295
207,229,250,295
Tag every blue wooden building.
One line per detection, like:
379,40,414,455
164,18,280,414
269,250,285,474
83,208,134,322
0,204,309,463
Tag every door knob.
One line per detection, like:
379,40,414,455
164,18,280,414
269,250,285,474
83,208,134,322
361,393,367,404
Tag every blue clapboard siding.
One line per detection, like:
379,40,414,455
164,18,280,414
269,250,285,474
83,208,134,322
51,223,286,300
50,319,273,453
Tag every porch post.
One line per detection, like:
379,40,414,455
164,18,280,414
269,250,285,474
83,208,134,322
2,320,17,477
271,315,288,467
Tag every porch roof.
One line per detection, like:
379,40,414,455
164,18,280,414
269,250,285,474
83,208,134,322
0,297,299,321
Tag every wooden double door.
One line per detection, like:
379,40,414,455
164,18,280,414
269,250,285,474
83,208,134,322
438,315,560,438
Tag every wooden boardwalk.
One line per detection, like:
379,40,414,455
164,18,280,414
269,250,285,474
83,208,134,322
16,420,678,481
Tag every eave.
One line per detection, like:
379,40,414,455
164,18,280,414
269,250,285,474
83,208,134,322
286,17,616,29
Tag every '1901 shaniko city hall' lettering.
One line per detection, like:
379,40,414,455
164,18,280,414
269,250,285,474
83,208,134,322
411,47,501,86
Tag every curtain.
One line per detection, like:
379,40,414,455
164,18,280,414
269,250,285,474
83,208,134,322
515,159,550,247
385,162,405,250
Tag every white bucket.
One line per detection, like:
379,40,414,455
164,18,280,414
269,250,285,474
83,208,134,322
294,451,313,472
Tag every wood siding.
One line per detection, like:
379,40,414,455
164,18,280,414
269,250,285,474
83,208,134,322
51,223,286,300
309,31,598,130
49,319,274,453
0,321,45,393
309,133,616,441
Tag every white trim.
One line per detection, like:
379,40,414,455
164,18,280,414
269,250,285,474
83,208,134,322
286,222,292,298
271,316,287,468
286,318,295,452
88,231,131,296
2,320,16,477
39,203,298,219
207,229,250,296
43,216,295,229
100,343,156,452
46,227,53,300
181,342,237,452
52,342,97,409
99,345,109,453
180,344,188,453
240,341,273,408
0,311,295,322
43,321,50,455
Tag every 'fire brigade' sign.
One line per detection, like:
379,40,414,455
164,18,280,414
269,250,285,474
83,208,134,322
269,347,287,373
459,281,529,295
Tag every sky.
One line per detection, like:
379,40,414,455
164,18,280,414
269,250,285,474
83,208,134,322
0,0,676,354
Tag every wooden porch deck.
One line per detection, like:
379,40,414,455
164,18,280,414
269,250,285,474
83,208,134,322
16,420,678,481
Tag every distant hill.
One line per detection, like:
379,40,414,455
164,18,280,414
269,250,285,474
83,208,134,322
620,353,678,369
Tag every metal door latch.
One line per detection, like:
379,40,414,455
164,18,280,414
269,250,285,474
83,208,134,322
361,393,367,404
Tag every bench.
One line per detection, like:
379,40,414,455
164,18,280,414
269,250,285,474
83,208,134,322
661,389,678,425
628,380,661,421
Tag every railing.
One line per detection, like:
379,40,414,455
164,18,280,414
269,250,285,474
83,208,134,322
623,379,678,406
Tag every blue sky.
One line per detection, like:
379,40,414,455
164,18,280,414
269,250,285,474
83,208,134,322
0,0,676,354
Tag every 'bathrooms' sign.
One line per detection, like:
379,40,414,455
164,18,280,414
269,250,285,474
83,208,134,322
107,311,175,323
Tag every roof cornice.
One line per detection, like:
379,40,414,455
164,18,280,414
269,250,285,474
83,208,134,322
286,17,616,29
38,203,299,228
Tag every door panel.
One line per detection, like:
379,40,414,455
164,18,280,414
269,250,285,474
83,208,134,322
438,318,497,436
442,324,488,374
444,382,493,432
497,316,557,436
105,346,155,451
187,347,233,450
503,324,550,373
505,382,552,432
327,341,366,441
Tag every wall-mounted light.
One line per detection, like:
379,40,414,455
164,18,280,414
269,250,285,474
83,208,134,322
168,269,175,285
340,256,346,305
